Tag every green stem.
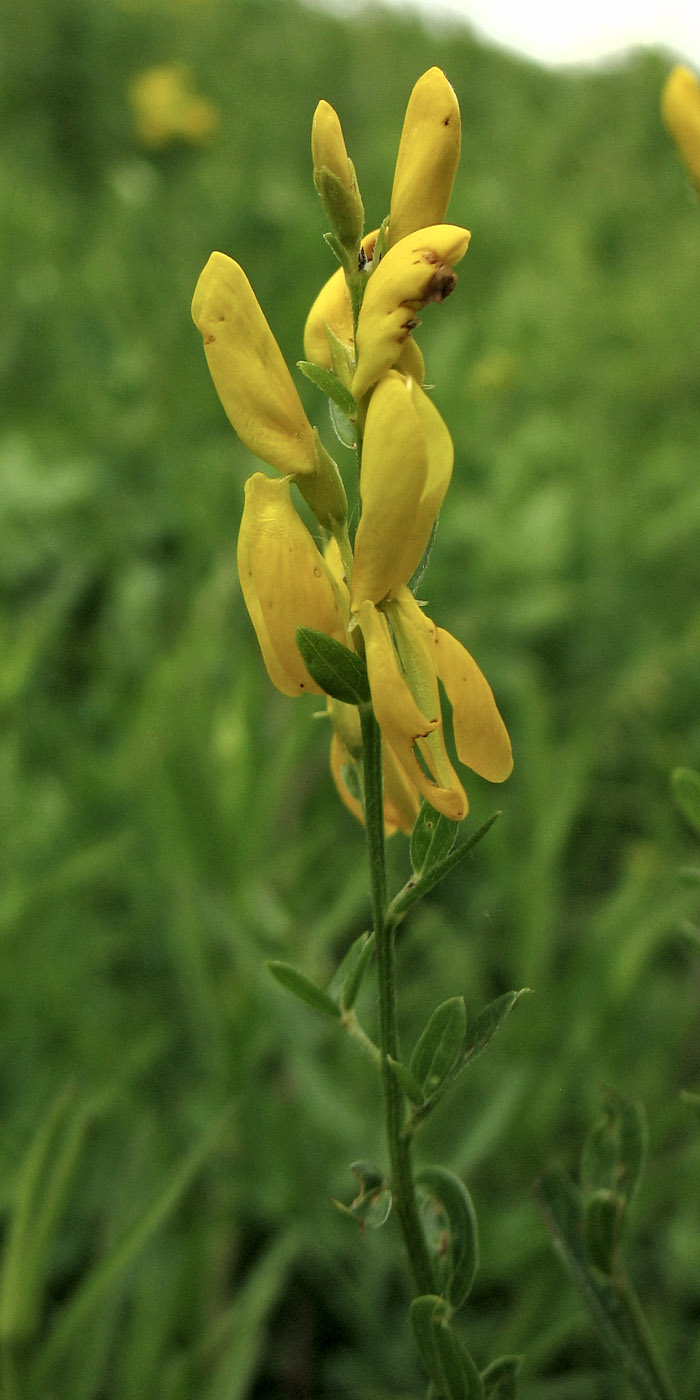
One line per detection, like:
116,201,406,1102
359,703,434,1296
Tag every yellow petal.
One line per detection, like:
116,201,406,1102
662,65,700,190
351,375,453,607
237,473,347,696
351,224,470,401
303,231,378,369
192,252,317,476
351,372,429,607
434,626,513,782
388,68,461,247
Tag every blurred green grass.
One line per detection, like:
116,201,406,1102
1,0,700,1395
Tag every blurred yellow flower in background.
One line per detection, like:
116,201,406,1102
128,63,219,149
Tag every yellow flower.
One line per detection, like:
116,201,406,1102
329,700,421,835
193,252,318,477
351,371,452,607
356,589,512,821
303,231,379,370
662,65,700,190
388,68,461,248
128,64,218,149
237,474,348,696
351,224,470,402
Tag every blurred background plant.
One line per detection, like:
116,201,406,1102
1,0,699,1395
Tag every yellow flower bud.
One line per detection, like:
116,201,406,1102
351,224,470,402
311,100,365,250
351,372,453,607
388,68,461,248
312,100,355,190
237,473,347,697
662,65,700,190
303,231,379,369
192,252,318,477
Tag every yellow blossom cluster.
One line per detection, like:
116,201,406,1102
192,68,513,832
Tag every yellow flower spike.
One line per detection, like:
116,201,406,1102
237,473,347,697
350,224,470,402
662,65,700,190
433,625,514,782
351,373,453,607
388,68,461,248
311,100,365,251
303,231,379,369
192,252,318,478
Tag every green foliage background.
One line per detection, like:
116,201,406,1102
1,0,699,1395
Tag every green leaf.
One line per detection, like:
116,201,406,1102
535,1164,679,1400
0,1082,89,1344
585,1189,624,1275
581,1086,647,1215
417,1166,479,1308
297,359,357,417
31,1108,232,1389
410,1294,448,1388
329,397,357,448
267,960,341,1019
389,814,501,925
296,627,371,704
410,1297,484,1400
410,801,459,877
333,1162,392,1233
410,998,467,1098
481,1355,521,1399
328,929,374,1011
464,990,530,1068
672,766,700,836
387,1055,425,1106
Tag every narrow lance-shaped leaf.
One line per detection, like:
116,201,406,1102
296,627,371,704
267,960,341,1019
297,359,357,417
389,813,501,926
409,997,466,1098
410,799,459,876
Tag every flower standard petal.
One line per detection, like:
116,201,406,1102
192,252,318,476
433,626,514,782
237,473,347,696
351,224,470,402
388,67,461,247
351,372,429,607
662,65,700,191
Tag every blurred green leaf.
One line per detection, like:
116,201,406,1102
267,959,342,1019
481,1355,521,1398
672,767,700,836
417,1166,479,1309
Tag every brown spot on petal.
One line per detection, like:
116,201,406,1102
424,267,457,303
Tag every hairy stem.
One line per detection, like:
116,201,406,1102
359,703,434,1295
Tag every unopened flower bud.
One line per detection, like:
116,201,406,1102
662,65,700,191
311,100,364,251
388,68,461,247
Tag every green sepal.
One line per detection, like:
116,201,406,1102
322,228,351,269
333,1161,391,1233
410,801,459,877
297,359,357,418
410,1295,484,1400
324,323,354,385
328,930,374,1011
585,1189,624,1275
296,627,371,704
371,216,390,268
409,997,467,1099
313,161,364,254
481,1356,521,1399
389,814,501,925
329,397,357,449
672,766,700,836
266,960,341,1019
416,1166,479,1309
387,1055,424,1106
581,1086,647,1218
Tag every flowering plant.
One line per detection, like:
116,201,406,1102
193,68,522,1395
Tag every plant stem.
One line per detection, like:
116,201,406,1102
359,703,434,1296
